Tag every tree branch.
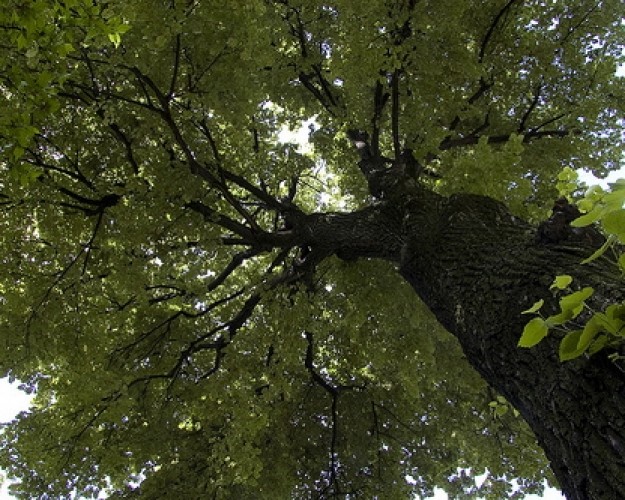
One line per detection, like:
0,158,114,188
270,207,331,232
439,129,571,151
371,80,389,157
185,201,258,243
391,70,401,159
167,34,182,99
304,331,341,495
278,2,342,115
518,81,543,132
478,0,520,63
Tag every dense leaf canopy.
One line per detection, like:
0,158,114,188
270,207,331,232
0,0,623,498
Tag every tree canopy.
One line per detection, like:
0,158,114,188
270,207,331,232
0,1,624,498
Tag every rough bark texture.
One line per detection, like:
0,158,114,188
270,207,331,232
298,174,625,499
396,189,625,500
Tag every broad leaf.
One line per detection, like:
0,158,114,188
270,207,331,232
602,210,625,243
522,299,544,314
550,275,572,291
518,318,549,348
559,330,585,361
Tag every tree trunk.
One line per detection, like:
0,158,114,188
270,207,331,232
303,185,625,499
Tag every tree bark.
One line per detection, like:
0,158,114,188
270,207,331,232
301,184,625,499
398,189,625,500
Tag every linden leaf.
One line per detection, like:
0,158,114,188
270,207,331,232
571,205,603,227
108,32,121,48
580,237,613,264
518,318,549,348
559,330,585,361
550,275,572,291
588,334,609,355
577,316,602,352
522,299,544,314
601,210,625,242
558,287,594,318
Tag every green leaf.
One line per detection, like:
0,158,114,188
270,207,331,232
550,275,572,291
36,71,53,88
16,33,28,50
11,146,25,161
494,405,509,417
580,235,615,264
56,43,75,56
545,287,594,326
559,330,585,361
603,187,625,210
593,309,624,335
518,318,549,348
577,316,602,352
571,205,603,227
557,166,577,181
606,303,625,323
25,45,39,59
588,334,609,355
601,210,625,242
1,1,624,496
558,287,594,318
578,198,596,213
608,178,625,191
108,32,121,48
522,299,544,314
556,168,578,196
9,163,40,186
545,311,570,327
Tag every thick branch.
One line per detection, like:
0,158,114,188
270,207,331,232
185,201,259,243
478,0,520,63
439,129,570,151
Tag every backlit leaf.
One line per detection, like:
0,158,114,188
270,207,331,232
522,299,544,314
550,275,572,291
518,318,549,348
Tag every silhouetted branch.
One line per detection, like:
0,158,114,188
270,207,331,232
518,81,543,132
478,0,520,63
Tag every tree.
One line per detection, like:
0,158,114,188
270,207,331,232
0,0,624,498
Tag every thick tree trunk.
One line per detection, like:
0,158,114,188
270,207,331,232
396,190,625,499
303,186,625,499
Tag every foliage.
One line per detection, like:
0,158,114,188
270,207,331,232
520,179,625,361
0,0,623,498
